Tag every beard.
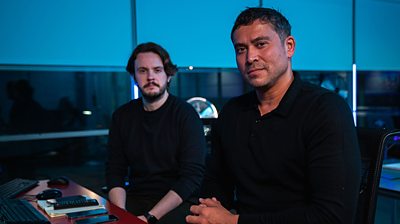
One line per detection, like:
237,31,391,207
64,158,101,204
139,81,168,103
244,62,288,91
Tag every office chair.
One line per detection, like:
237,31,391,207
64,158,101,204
354,127,394,224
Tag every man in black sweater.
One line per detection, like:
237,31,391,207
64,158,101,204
106,42,206,224
186,8,361,224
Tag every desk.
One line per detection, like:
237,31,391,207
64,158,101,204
20,180,145,224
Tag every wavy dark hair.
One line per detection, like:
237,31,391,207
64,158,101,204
231,7,291,44
126,42,178,77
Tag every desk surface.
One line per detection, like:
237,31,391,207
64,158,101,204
21,180,144,224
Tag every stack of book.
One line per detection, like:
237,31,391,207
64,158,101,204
37,195,105,217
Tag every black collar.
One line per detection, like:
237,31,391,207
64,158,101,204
242,73,302,117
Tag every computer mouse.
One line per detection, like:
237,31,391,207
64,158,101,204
47,176,69,186
36,188,62,200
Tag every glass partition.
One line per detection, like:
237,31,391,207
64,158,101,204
0,70,131,135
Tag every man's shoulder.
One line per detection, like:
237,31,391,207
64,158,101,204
300,81,330,95
168,95,198,112
166,95,203,127
297,81,351,114
113,99,141,116
299,81,344,103
225,91,255,109
218,92,255,118
168,94,188,106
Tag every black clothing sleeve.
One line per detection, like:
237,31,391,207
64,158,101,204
106,109,130,190
170,103,207,200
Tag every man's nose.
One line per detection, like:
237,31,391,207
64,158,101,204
147,71,155,80
246,48,259,64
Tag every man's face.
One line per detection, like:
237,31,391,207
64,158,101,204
232,19,294,90
134,52,171,102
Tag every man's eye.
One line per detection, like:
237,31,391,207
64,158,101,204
137,69,146,74
235,47,246,54
256,42,266,48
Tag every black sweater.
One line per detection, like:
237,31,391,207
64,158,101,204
106,95,206,201
202,74,361,224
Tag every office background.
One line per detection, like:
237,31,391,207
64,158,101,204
0,0,399,223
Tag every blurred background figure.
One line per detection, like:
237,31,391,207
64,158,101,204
6,79,58,134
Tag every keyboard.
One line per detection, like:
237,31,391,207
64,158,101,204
0,198,50,224
0,178,39,199
54,198,99,210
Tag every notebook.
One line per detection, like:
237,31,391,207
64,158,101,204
37,195,105,217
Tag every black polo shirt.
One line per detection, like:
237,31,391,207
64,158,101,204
203,74,361,224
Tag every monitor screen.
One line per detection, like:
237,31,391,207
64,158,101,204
357,71,400,108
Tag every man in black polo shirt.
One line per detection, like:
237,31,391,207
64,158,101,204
187,8,361,224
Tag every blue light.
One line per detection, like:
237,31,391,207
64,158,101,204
352,64,357,126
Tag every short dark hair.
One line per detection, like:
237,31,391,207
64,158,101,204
126,42,178,77
231,7,291,43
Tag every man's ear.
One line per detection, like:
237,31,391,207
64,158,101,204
286,36,295,58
